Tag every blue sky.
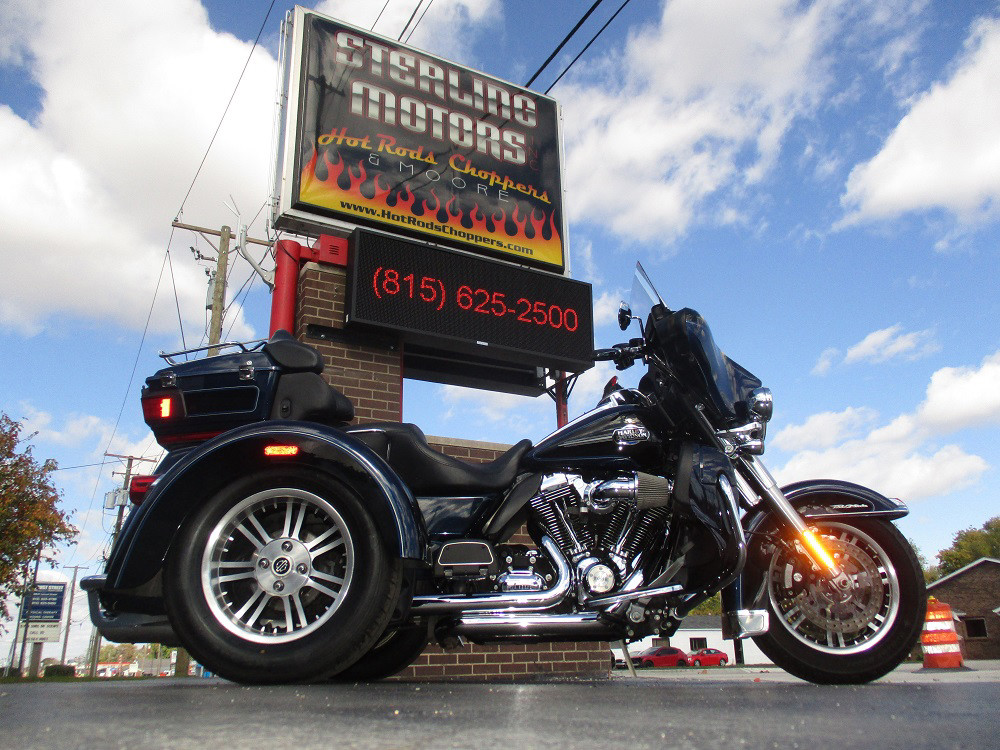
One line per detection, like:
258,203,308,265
2,0,999,662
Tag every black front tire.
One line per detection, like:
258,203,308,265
331,623,430,682
750,518,925,685
165,468,401,684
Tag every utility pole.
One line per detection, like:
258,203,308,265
207,225,231,356
17,546,43,677
60,565,87,666
87,454,155,677
171,219,273,356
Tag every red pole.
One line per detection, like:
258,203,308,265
555,371,569,428
270,239,302,336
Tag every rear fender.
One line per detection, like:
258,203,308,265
105,421,426,592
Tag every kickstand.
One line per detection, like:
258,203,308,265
618,640,638,678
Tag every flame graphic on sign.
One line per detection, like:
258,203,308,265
299,150,564,267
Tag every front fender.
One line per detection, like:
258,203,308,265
737,478,908,608
105,421,426,592
755,478,908,529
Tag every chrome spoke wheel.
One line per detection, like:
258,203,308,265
767,522,900,655
202,487,355,644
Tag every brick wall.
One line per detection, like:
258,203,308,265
296,260,611,680
927,560,1000,660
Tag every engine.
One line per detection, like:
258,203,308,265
529,472,673,599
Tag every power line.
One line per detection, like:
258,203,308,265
69,237,172,566
175,0,277,219
404,0,434,43
166,248,187,350
525,0,606,88
398,0,425,41
371,0,392,32
544,0,635,94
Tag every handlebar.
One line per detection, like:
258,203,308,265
593,341,646,370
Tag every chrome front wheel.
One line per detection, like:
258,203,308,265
767,522,900,655
750,518,925,684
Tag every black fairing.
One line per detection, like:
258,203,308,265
651,307,761,427
672,443,744,593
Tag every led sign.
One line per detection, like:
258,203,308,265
345,230,593,373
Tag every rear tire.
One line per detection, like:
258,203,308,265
750,518,925,685
165,468,401,684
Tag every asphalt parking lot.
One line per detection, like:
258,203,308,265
2,661,997,749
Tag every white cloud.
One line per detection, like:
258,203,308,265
840,16,1000,224
0,0,272,338
775,350,1000,499
812,347,840,375
918,350,1000,432
593,290,624,329
559,0,836,242
843,324,939,364
771,406,877,451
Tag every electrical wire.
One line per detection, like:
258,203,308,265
404,0,434,43
525,0,606,88
398,0,425,41
371,0,392,32
544,0,635,94
67,235,173,567
175,0,278,219
166,249,187,351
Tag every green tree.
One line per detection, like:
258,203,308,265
908,538,940,584
99,643,139,663
937,516,1000,576
0,413,77,627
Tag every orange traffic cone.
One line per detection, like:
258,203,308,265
921,596,964,669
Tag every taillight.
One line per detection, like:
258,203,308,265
142,394,179,422
129,474,157,505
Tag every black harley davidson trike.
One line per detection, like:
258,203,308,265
83,263,925,684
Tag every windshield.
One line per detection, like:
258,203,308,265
628,262,664,322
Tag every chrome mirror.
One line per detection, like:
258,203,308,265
617,302,632,332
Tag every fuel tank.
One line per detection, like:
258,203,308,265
524,402,664,471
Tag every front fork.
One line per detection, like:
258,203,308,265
734,454,853,596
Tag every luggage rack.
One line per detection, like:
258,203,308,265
159,339,267,365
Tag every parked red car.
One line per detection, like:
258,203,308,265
689,648,729,667
632,646,689,668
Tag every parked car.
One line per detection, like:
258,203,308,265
689,648,729,667
632,646,689,668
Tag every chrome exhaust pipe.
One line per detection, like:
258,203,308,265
445,612,620,642
411,536,570,615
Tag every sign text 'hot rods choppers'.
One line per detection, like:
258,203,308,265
274,8,567,273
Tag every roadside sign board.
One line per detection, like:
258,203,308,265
17,621,61,643
274,7,567,273
26,582,66,622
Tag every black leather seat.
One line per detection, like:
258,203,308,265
346,422,531,495
264,329,324,373
265,330,354,424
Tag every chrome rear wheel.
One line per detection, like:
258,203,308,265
202,488,355,644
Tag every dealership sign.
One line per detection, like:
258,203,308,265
274,8,567,273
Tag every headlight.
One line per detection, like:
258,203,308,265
748,387,773,422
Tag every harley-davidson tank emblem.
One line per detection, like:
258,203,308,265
613,423,650,445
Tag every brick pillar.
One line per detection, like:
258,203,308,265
294,261,611,680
